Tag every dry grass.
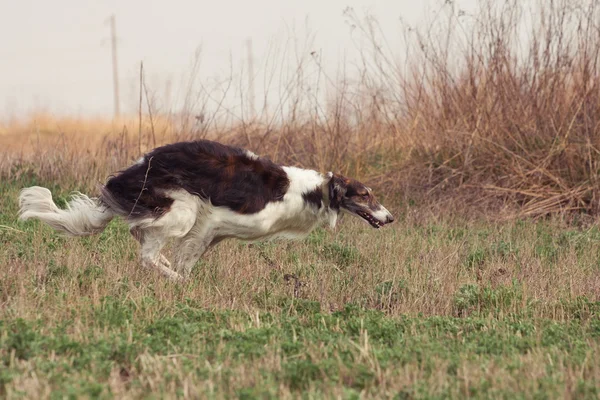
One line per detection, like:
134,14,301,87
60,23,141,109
3,2,600,219
2,1,600,397
353,0,600,217
1,178,599,397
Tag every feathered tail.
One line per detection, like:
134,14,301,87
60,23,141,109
18,186,114,236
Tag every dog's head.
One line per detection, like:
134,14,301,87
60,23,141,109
326,172,394,228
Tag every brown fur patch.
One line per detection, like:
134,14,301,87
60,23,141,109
101,140,290,218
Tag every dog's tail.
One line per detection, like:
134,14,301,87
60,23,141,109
18,186,115,236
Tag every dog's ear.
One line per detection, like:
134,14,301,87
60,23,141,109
327,172,346,210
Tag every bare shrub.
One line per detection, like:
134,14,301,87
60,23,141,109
2,0,599,218
349,0,600,217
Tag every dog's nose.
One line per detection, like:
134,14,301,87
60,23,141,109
387,215,395,224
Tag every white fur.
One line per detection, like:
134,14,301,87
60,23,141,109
372,205,393,223
129,167,338,280
20,164,366,282
244,150,259,160
212,167,337,240
19,187,114,236
130,167,335,241
132,190,200,236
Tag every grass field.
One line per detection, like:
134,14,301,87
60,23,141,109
2,1,600,397
1,173,599,399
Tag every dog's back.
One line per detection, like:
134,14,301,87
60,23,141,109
101,140,290,220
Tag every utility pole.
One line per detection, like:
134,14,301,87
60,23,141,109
109,15,120,118
246,38,255,119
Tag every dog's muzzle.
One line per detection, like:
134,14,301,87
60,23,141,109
359,206,394,228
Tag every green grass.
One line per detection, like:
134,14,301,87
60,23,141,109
1,176,599,398
2,304,599,399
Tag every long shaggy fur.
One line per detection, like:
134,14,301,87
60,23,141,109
18,140,394,282
19,186,114,236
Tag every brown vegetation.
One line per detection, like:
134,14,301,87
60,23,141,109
2,0,600,219
2,2,600,397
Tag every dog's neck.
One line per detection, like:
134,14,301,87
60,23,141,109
319,174,339,229
280,166,337,228
320,177,331,209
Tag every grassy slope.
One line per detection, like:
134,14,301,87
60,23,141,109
1,176,599,399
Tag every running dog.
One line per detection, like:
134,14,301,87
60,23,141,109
18,140,394,281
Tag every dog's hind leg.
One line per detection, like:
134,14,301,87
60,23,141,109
136,228,184,282
130,227,171,269
129,190,202,281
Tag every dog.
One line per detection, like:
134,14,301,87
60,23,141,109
18,140,394,281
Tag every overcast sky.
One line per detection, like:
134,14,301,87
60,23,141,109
0,0,478,119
